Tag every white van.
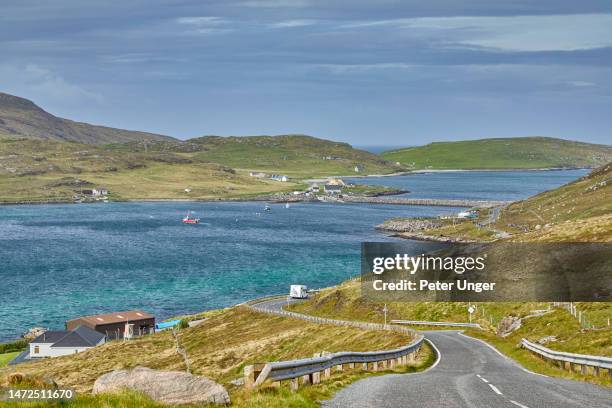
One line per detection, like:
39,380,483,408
289,285,308,299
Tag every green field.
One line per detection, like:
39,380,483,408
382,137,611,170
0,351,19,367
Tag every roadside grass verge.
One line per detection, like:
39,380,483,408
229,341,435,408
462,330,612,388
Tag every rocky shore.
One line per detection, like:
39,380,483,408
376,218,476,243
376,218,442,232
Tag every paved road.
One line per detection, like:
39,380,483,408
325,330,612,408
250,298,611,407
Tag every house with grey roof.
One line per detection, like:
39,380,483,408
29,325,105,359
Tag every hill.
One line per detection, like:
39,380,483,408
378,163,611,242
0,133,402,202
0,135,293,202
188,134,402,177
498,162,611,240
382,137,611,170
0,92,173,145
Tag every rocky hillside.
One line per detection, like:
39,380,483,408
0,92,173,145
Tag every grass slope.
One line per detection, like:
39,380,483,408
189,135,401,178
498,163,611,238
0,134,401,202
0,307,426,407
0,92,172,145
382,137,611,170
0,136,294,202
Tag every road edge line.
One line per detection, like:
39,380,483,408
457,332,549,378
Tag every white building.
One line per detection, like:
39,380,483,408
29,325,105,359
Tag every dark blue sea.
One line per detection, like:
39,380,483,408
0,169,587,341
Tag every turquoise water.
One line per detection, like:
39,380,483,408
0,170,587,341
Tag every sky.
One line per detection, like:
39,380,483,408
0,0,611,145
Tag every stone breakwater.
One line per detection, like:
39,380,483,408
342,196,510,208
376,218,442,233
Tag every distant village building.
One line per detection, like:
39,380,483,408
184,188,192,193
66,310,155,340
249,172,267,178
354,165,364,173
324,184,342,194
28,325,105,359
270,174,289,182
310,184,320,192
81,188,108,197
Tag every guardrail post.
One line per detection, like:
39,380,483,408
244,364,266,388
324,367,331,378
290,377,299,392
580,364,587,375
348,362,355,369
372,361,378,372
336,363,343,371
244,365,255,388
608,368,612,378
301,374,311,385
380,360,387,369
311,371,321,385
593,366,600,377
362,362,368,370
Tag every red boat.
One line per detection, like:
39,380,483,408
182,212,200,224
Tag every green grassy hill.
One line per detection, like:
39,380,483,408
0,92,173,145
498,162,611,240
0,135,293,202
0,133,401,202
189,134,401,177
382,137,611,170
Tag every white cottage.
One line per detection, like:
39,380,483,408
29,325,105,359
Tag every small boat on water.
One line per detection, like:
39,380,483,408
264,205,271,212
285,203,290,209
182,211,200,224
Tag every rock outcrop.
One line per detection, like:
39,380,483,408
92,366,230,405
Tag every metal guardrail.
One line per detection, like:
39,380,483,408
391,320,481,329
247,299,416,336
246,335,424,389
244,296,424,389
521,339,612,376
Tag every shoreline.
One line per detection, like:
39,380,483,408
0,167,586,206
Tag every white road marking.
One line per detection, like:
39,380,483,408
478,376,489,383
424,338,442,371
510,400,530,408
488,384,503,395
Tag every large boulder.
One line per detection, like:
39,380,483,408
92,366,229,405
